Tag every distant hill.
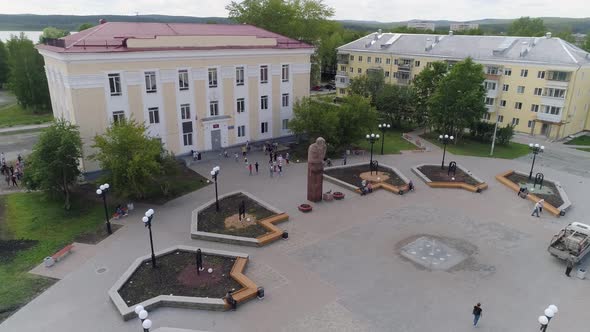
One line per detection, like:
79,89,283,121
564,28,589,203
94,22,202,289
0,14,588,35
0,14,231,31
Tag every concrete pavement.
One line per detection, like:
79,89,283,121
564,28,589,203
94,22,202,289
1,147,590,332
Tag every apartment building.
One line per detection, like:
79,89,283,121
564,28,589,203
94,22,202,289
449,23,479,31
36,21,313,171
407,22,436,31
336,31,590,139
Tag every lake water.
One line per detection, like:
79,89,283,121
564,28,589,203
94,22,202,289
0,31,43,42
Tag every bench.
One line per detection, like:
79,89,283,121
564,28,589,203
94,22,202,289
51,243,74,262
229,258,258,303
256,213,289,246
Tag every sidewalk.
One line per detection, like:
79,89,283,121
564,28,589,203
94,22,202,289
0,123,51,135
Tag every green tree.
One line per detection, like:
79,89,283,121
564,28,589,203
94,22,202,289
39,26,70,43
24,119,82,210
375,84,416,127
412,61,448,128
555,28,576,43
226,0,335,84
289,97,339,144
0,40,8,87
348,69,385,104
428,58,486,138
77,23,94,31
337,95,377,147
6,33,51,112
507,17,546,37
92,119,163,199
584,34,590,52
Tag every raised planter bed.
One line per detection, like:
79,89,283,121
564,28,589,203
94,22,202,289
191,191,289,246
298,204,313,212
333,192,345,200
412,164,488,193
323,162,410,195
496,170,571,216
109,246,258,320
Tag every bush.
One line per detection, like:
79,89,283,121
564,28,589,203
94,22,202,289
468,121,514,145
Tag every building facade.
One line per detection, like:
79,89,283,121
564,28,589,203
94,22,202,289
407,22,436,31
336,31,590,139
449,23,479,31
37,22,313,171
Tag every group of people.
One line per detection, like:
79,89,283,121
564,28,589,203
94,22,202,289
0,152,24,188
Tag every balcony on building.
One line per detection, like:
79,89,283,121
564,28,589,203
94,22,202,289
485,65,502,80
398,58,413,71
536,112,562,123
337,53,349,64
545,70,571,88
335,74,350,88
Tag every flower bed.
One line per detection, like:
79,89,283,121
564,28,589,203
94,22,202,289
323,163,410,195
412,164,487,193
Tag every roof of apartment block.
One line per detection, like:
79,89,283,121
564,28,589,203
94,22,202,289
36,21,313,53
338,32,590,66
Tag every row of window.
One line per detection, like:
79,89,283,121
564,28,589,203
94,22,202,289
482,113,525,127
486,67,569,81
347,55,421,67
107,65,291,97
485,98,563,115
486,83,566,98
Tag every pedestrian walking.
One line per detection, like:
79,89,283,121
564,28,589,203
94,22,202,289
4,174,10,187
565,258,575,277
269,152,273,163
234,152,239,162
269,163,274,178
274,152,278,162
248,163,253,176
223,150,228,158
244,157,248,164
242,145,247,157
11,173,18,187
255,161,259,174
285,152,290,164
531,200,542,217
278,164,283,176
472,303,482,326
246,140,250,152
342,153,347,165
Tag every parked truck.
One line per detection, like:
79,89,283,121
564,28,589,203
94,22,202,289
548,222,590,263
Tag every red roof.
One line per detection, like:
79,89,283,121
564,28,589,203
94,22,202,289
36,22,313,53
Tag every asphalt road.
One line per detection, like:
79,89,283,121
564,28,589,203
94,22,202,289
0,131,40,162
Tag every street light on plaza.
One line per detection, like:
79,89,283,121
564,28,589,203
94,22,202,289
538,304,558,331
141,209,157,268
142,319,152,332
96,183,113,235
366,133,380,175
438,134,454,169
378,123,390,155
210,166,220,212
528,143,545,180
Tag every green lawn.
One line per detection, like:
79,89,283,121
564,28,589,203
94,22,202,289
564,135,590,146
575,147,590,153
0,103,53,128
355,130,418,154
420,133,530,159
0,192,104,322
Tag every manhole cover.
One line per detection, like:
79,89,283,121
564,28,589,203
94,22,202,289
400,236,467,270
96,267,107,274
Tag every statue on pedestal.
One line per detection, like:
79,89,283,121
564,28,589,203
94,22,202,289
307,137,327,202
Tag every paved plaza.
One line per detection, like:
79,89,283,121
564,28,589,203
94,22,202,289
1,145,590,332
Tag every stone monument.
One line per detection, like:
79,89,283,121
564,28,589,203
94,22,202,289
307,137,327,202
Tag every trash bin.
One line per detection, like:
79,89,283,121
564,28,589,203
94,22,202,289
576,268,586,280
44,256,55,267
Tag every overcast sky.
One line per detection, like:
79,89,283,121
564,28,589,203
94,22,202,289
2,0,588,22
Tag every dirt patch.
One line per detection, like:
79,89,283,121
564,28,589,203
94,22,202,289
197,193,273,238
505,173,564,208
118,251,241,306
224,213,258,230
325,164,406,188
418,165,482,186
0,239,38,263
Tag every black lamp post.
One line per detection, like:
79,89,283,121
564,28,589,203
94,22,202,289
378,123,390,155
538,305,558,331
134,305,152,331
438,134,454,169
366,133,380,175
96,183,113,235
210,166,220,212
141,209,157,268
528,143,545,180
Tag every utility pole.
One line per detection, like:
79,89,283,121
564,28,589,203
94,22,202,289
490,115,499,156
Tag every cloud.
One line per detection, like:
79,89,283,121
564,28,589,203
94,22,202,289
2,0,589,22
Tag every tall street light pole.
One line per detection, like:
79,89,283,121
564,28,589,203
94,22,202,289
378,123,390,155
96,183,112,234
438,134,454,169
528,143,545,180
366,133,379,175
142,209,157,268
210,166,220,212
490,115,500,156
